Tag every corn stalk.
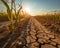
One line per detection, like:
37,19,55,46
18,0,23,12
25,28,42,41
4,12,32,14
1,0,14,32
1,0,24,29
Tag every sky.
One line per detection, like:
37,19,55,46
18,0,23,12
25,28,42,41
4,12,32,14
0,0,60,15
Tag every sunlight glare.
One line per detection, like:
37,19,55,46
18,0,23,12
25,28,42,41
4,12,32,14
25,7,31,14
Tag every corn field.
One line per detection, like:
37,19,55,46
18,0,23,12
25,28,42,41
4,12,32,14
35,13,60,34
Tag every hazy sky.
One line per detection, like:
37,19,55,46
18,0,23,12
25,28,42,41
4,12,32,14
0,0,60,15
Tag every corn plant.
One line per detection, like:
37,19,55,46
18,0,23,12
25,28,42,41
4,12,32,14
1,0,24,30
11,0,23,26
10,0,23,26
1,0,14,32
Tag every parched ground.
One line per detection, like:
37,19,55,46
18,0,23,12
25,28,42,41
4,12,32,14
0,17,60,48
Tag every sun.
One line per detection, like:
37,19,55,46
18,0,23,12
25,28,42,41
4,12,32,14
25,7,31,14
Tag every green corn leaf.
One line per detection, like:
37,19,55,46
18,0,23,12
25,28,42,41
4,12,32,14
1,0,11,20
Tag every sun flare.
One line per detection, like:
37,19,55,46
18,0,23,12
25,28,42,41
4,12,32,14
25,7,31,14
